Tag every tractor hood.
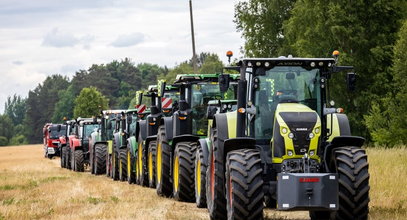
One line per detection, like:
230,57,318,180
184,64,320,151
272,103,321,163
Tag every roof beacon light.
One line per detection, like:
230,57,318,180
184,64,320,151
226,50,233,64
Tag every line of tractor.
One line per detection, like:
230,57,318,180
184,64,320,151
43,52,370,220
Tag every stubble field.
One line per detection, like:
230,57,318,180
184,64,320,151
0,145,406,219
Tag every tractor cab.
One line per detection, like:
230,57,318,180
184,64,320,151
173,73,239,136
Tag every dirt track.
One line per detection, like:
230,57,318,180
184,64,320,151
0,145,310,220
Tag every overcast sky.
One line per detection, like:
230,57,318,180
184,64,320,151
0,0,244,113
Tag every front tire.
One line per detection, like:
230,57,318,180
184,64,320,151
195,143,207,208
156,125,172,197
148,141,157,188
127,146,136,184
137,134,148,186
206,128,227,219
225,149,264,220
73,149,84,172
119,148,127,181
173,142,196,202
95,144,106,175
332,147,370,220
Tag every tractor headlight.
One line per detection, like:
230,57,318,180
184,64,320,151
281,127,288,134
309,150,315,156
308,133,314,139
287,150,293,156
288,133,294,139
314,127,320,134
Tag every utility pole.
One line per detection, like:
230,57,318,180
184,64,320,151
189,0,198,74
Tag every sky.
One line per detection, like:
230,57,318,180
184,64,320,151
0,0,244,113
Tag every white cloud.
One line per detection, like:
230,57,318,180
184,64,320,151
110,32,145,47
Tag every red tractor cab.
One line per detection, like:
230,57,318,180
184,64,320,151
43,123,66,159
68,118,101,172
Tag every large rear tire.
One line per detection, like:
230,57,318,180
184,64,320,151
119,148,127,181
148,141,157,188
206,128,227,219
225,149,264,220
195,143,207,208
173,141,196,202
95,144,106,175
137,134,148,186
333,147,369,220
156,125,172,197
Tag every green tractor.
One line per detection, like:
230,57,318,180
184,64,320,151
136,81,180,187
194,98,238,208
155,73,239,202
89,110,123,175
206,53,370,219
104,110,129,180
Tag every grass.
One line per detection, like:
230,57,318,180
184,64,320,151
0,145,406,219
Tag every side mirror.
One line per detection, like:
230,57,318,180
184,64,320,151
159,81,166,97
219,74,230,93
346,72,356,91
206,106,218,119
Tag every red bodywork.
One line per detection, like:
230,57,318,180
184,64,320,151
69,134,82,150
43,123,61,148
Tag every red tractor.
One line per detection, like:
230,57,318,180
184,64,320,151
43,123,66,159
67,118,101,172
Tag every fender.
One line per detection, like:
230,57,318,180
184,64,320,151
71,138,82,150
327,113,351,142
145,135,157,151
127,137,137,157
198,138,210,166
139,120,147,140
172,134,200,149
113,132,121,150
163,117,173,140
211,113,232,166
223,137,256,162
324,135,365,172
59,136,66,145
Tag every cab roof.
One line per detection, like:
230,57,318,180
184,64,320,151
174,73,239,84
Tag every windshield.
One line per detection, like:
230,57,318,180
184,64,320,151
50,126,66,139
191,83,237,135
252,66,320,139
83,124,100,139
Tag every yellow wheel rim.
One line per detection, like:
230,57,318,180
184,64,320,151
119,154,122,176
173,156,179,192
196,159,201,196
149,151,153,182
157,143,162,183
127,150,131,177
138,143,143,178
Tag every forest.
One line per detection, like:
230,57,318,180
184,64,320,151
0,0,406,147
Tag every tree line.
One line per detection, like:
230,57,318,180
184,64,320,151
0,53,223,146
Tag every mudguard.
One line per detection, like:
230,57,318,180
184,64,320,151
127,136,137,157
172,134,200,149
71,138,81,150
223,137,256,162
59,136,66,145
145,135,157,151
323,135,365,172
327,113,351,142
198,138,210,165
139,120,147,140
113,132,121,150
163,116,173,140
